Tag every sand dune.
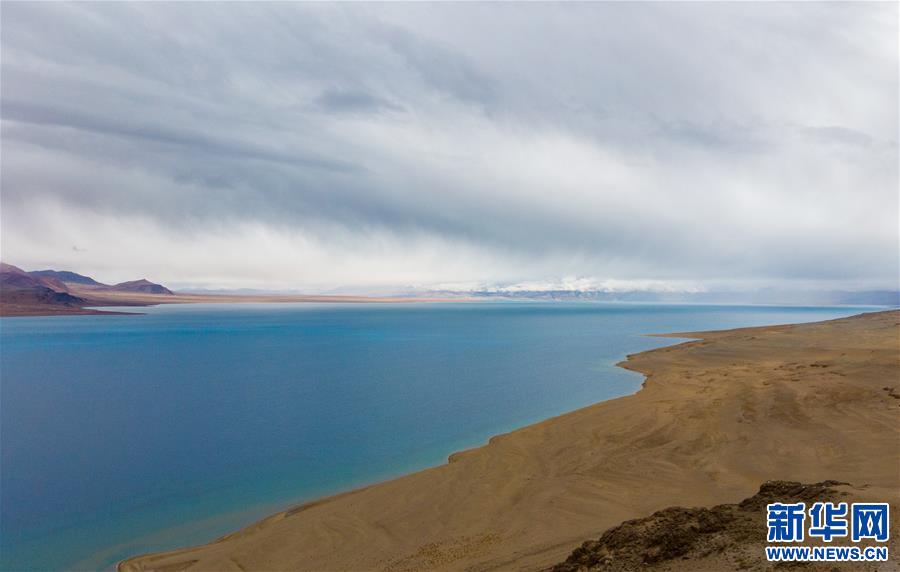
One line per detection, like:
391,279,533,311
120,310,900,571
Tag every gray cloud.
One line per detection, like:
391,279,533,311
1,2,897,290
3,99,359,173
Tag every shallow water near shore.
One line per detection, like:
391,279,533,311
0,302,882,571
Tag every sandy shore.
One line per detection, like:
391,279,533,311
0,288,467,317
66,288,464,307
120,310,900,571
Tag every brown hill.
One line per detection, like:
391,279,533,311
35,275,70,293
28,269,172,295
1,263,173,315
109,279,173,295
0,263,86,314
1,262,71,293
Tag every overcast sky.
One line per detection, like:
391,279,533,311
2,2,897,292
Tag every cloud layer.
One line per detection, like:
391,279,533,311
2,3,897,291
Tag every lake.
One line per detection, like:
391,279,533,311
0,302,880,570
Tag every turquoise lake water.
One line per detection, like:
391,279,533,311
0,302,882,570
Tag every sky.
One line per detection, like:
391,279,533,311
2,2,897,293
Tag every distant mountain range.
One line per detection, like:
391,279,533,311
462,288,900,306
0,263,173,315
13,266,173,295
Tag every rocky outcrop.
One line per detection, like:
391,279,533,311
551,481,849,572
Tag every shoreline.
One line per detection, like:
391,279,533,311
3,288,887,318
0,291,474,317
120,309,900,571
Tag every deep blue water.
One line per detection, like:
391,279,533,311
0,302,882,571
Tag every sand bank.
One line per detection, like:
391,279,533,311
120,310,900,571
0,289,467,317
